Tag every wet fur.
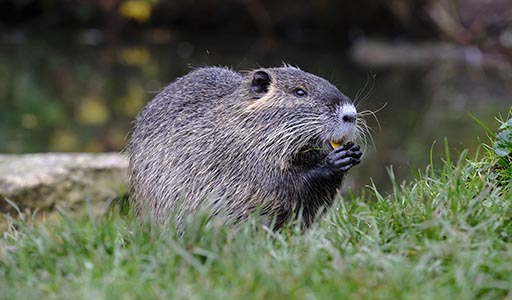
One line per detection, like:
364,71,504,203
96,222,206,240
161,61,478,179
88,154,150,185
127,66,362,228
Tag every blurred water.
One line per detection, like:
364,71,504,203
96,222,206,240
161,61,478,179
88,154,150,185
0,32,510,192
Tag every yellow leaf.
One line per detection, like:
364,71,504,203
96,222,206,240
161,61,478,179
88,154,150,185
119,47,150,67
116,84,146,116
77,96,110,125
119,0,152,22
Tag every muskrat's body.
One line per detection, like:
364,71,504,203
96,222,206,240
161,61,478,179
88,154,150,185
128,66,362,228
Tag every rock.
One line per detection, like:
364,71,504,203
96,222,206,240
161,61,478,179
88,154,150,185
0,153,128,216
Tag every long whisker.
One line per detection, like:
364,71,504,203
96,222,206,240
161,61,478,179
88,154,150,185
357,102,387,133
356,72,376,108
355,119,375,152
358,101,387,115
354,72,376,108
354,76,369,103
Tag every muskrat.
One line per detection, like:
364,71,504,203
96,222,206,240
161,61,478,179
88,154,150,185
127,66,362,229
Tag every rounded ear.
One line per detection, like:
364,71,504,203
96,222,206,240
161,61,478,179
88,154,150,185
251,70,271,94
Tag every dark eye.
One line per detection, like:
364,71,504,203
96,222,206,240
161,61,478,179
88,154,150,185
293,88,307,97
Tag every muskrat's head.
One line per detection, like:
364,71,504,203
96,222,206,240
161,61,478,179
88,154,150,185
240,66,360,168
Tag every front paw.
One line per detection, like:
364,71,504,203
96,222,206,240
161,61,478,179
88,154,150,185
326,142,362,173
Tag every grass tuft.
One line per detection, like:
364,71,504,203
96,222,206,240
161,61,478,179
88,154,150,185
1,113,512,299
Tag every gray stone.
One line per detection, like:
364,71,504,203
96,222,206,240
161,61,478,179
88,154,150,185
0,153,128,215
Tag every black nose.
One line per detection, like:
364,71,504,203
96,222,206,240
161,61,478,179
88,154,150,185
342,113,356,123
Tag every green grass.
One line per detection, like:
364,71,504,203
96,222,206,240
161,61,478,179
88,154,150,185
1,126,512,299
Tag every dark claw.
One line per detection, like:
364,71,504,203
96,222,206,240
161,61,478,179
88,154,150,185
343,142,354,150
332,143,351,154
331,150,349,161
340,165,352,172
335,157,359,167
325,142,363,174
339,159,360,172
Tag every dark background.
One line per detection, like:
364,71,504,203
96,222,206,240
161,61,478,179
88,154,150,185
1,0,511,191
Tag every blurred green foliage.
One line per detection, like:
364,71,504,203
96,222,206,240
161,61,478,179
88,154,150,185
0,37,166,152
